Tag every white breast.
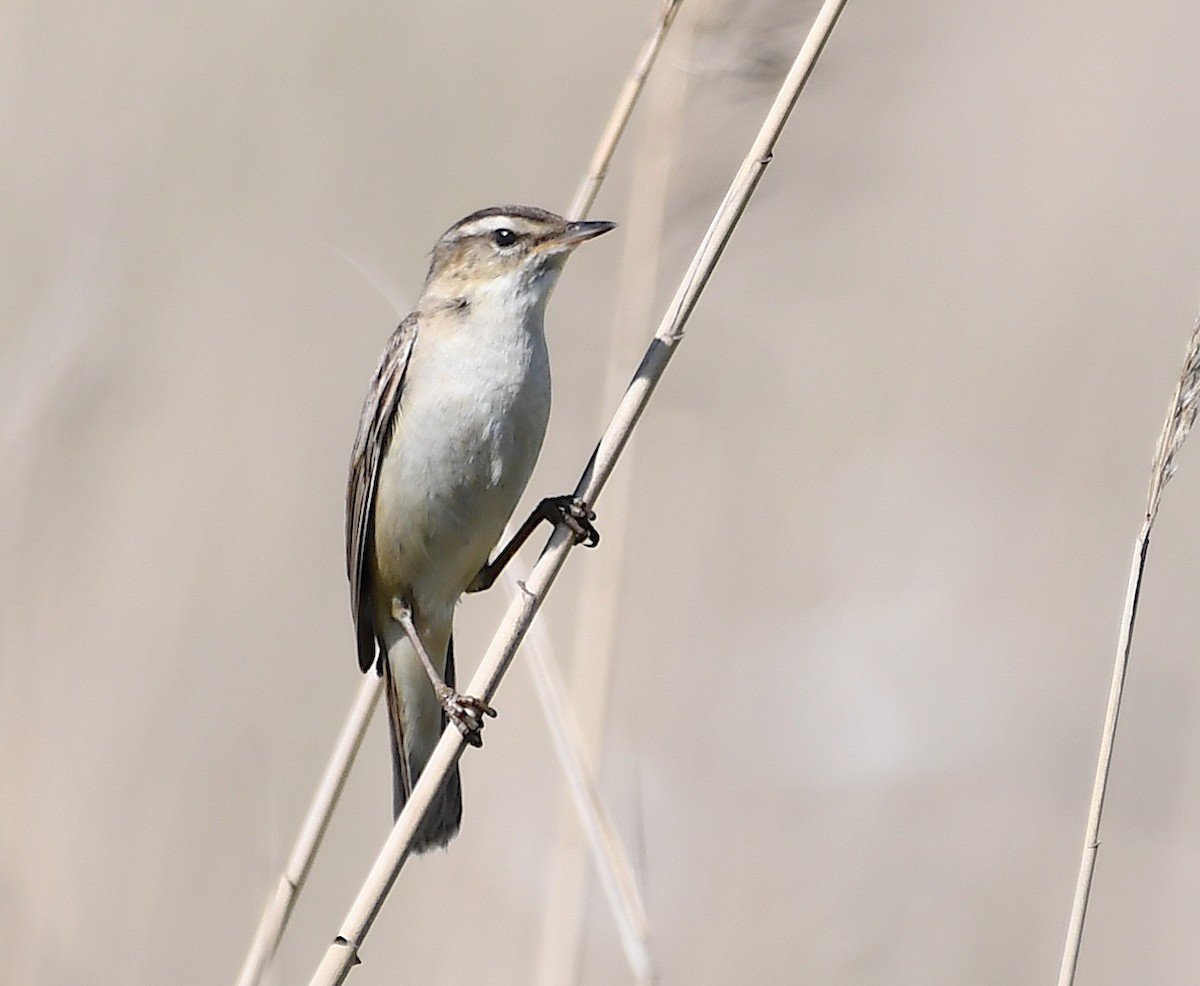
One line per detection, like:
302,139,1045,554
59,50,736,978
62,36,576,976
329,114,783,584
372,301,552,619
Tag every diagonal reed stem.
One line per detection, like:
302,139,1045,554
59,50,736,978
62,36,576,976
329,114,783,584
569,0,684,222
234,675,381,986
1057,313,1200,986
308,2,850,981
513,588,655,981
536,8,697,981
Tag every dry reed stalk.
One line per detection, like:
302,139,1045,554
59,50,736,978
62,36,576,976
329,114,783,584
569,0,684,221
308,2,850,981
232,7,687,985
1057,313,1200,986
481,3,691,963
509,581,655,982
233,675,380,986
531,6,688,974
535,9,699,982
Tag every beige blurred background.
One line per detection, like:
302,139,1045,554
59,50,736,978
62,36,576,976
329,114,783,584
4,1,1200,983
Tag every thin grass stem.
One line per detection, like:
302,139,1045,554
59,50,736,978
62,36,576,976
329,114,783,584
1057,313,1200,986
234,674,380,986
508,574,655,982
536,7,698,980
568,0,684,221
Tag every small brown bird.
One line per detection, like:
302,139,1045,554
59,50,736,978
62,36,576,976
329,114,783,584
346,205,615,851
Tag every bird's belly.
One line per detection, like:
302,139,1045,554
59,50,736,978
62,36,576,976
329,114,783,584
372,350,550,613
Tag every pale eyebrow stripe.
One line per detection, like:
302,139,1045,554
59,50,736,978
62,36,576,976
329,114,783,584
454,216,534,239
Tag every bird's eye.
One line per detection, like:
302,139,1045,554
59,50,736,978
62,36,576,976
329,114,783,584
492,228,517,248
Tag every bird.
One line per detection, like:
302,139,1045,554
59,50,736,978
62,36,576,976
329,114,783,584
346,205,615,852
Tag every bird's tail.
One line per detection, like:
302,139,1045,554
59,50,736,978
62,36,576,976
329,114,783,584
380,630,462,853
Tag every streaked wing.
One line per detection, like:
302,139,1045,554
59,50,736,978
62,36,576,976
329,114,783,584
346,313,418,672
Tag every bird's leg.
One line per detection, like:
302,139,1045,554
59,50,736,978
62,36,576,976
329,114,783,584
391,599,496,747
467,495,600,593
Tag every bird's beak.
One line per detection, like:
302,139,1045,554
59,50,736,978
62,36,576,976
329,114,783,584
549,219,617,248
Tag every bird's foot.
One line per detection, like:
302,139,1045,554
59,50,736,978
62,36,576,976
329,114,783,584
542,495,600,547
436,686,497,747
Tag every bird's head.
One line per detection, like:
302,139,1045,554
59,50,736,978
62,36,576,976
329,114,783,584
422,205,615,316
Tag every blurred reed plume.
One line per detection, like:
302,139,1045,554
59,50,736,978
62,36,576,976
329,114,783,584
1147,315,1200,521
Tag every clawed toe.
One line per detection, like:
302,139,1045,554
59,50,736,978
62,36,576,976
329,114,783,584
438,688,497,747
544,495,600,547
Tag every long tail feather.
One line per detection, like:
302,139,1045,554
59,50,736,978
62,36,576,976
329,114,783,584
378,638,462,851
